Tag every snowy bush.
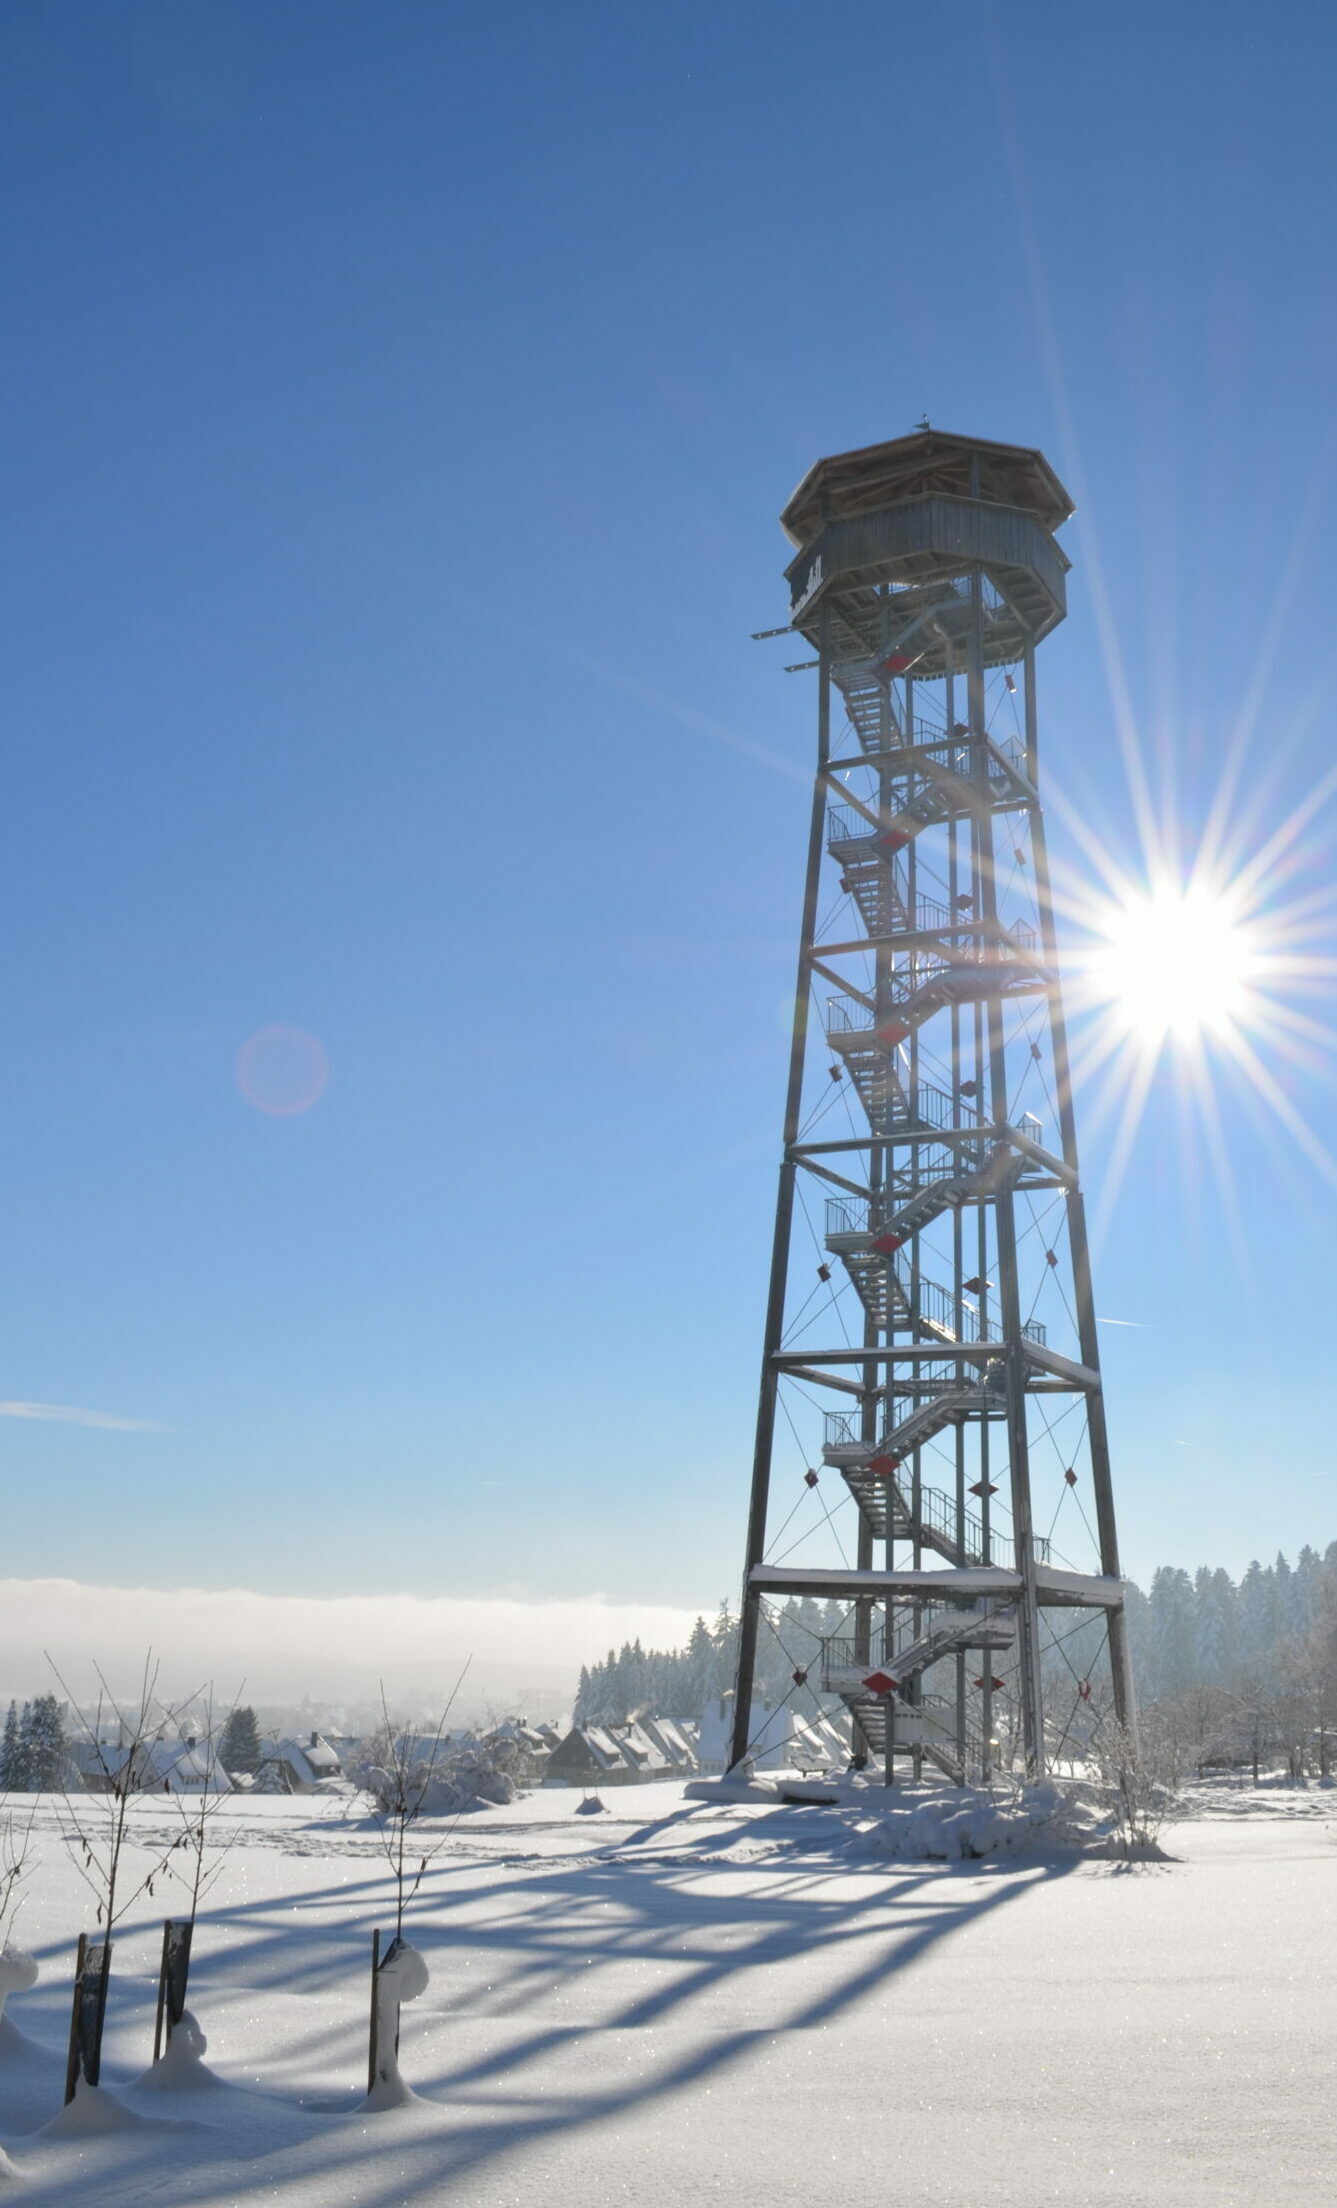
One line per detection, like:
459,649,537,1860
1089,1718,1183,1855
851,1780,1102,1862
364,1748,517,1819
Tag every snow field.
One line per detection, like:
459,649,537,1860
0,1783,1331,2203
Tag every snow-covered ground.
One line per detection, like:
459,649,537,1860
0,1778,1333,2203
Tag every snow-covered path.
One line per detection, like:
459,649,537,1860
0,1786,1333,2203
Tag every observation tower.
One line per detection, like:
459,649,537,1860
730,427,1135,1781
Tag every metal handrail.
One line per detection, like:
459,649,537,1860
914,1083,959,1129
826,802,879,845
824,993,875,1035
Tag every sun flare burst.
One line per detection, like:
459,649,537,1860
1084,884,1260,1046
1051,825,1337,1240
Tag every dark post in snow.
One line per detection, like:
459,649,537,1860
728,427,1138,1782
64,1933,113,2102
153,1919,194,2062
368,1929,404,2095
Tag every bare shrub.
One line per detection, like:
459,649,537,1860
1090,1713,1184,1855
163,1689,242,1929
369,1662,471,1940
49,1653,197,1933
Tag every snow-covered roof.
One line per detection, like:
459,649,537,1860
638,1717,697,1768
615,1723,659,1769
270,1735,342,1786
578,1727,627,1770
87,1739,231,1791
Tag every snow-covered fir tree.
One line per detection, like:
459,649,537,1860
219,1705,263,1774
17,1695,67,1790
0,1701,24,1790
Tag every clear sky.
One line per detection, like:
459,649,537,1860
2,1,1336,1684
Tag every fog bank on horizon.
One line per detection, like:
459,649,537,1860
0,1577,704,1711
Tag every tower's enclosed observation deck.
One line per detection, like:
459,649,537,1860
782,427,1074,675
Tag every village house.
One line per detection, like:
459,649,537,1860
696,1695,848,1774
259,1732,343,1793
73,1735,232,1793
544,1722,665,1786
542,1715,699,1786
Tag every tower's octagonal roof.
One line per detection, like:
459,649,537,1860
781,427,1073,548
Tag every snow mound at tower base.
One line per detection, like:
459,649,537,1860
848,1778,1107,1860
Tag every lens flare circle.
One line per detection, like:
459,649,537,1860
236,1025,329,1117
1088,886,1256,1044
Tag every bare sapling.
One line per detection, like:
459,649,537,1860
154,1687,242,2059
363,1659,470,2109
48,1651,201,2094
373,1659,471,1941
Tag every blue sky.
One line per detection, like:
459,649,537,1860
1,0,1336,1644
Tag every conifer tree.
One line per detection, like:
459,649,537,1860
19,1695,68,1790
1237,1559,1274,1671
573,1666,592,1725
712,1602,740,1685
218,1705,263,1775
1295,1546,1324,1635
1148,1567,1196,1698
685,1617,716,1709
0,1702,22,1791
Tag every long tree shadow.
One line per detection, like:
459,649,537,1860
5,1803,1082,2204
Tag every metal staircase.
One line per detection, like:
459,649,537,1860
916,1695,994,1784
832,1471,989,1560
819,1607,1018,1781
821,1008,969,1136
826,731,1034,863
872,1140,1019,1244
823,1385,994,1473
897,934,1051,1021
827,1683,995,1783
887,1604,1016,1683
824,1203,976,1339
824,943,1050,1069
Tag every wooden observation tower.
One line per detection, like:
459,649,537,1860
730,427,1136,1782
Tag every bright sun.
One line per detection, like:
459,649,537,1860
1089,886,1257,1043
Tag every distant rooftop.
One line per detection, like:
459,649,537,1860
781,427,1074,548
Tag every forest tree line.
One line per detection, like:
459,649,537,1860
574,1541,1337,1757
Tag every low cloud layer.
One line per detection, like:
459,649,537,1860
0,1577,704,1709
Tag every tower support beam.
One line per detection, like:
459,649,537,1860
730,615,832,1774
